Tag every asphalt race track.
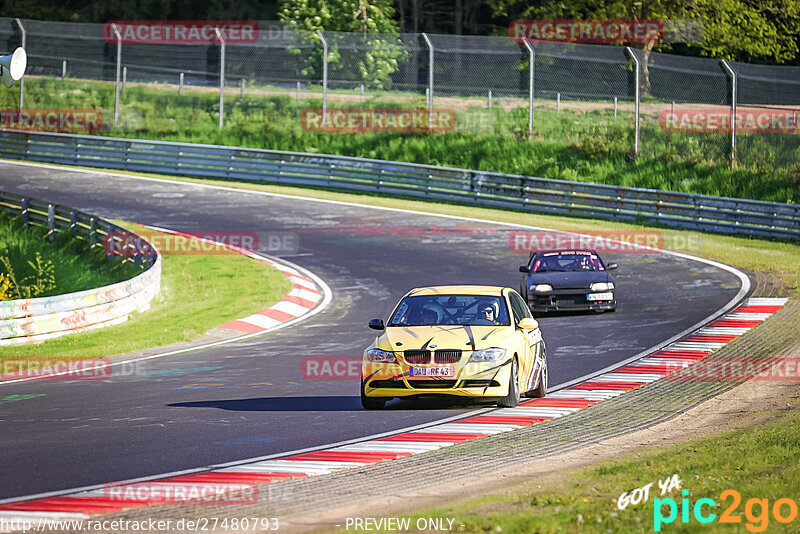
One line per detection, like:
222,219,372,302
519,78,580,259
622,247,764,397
0,161,748,500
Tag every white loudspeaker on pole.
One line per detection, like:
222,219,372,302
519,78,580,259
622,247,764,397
1,47,27,88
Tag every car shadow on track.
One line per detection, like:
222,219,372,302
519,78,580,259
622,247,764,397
168,396,483,412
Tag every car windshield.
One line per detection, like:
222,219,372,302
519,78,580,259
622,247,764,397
388,294,511,327
532,252,604,272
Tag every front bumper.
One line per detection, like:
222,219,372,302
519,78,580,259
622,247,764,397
527,290,616,312
362,360,512,399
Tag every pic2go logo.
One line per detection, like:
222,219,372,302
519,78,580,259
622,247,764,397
654,489,799,532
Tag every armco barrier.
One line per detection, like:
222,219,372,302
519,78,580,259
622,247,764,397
0,130,799,239
0,190,161,346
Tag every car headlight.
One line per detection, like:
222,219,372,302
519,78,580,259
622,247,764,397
366,348,397,363
532,284,553,292
468,347,507,363
590,282,615,291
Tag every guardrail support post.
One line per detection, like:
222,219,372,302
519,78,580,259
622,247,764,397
89,218,97,246
720,60,737,164
111,23,122,122
21,198,28,226
422,33,434,130
70,211,77,235
215,27,226,130
625,47,640,157
47,204,55,242
317,30,328,128
15,19,25,110
522,40,535,140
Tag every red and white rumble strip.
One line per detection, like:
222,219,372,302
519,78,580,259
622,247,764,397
0,297,788,524
143,225,326,335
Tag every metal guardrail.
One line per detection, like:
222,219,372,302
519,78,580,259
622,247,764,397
1,130,798,239
0,189,161,345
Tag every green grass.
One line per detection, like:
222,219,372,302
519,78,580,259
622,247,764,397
376,404,800,533
2,77,798,203
0,223,292,360
0,211,140,298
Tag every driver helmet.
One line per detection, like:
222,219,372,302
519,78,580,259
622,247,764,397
480,300,499,320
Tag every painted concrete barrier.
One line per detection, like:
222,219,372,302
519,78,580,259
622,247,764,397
0,194,161,346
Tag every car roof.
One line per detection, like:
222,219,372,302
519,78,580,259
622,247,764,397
532,249,600,256
405,285,509,297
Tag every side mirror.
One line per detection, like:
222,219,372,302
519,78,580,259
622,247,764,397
607,263,618,270
519,266,531,273
518,317,539,330
368,318,385,330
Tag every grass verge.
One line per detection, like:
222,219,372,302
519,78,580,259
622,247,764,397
0,222,292,361
0,211,140,298
374,398,800,534
2,77,799,202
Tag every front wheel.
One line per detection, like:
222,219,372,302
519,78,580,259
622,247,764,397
361,381,387,410
497,358,520,408
530,351,548,398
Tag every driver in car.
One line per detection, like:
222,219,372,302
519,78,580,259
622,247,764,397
479,301,501,325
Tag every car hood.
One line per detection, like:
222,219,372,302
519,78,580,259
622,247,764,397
377,324,514,352
528,270,611,289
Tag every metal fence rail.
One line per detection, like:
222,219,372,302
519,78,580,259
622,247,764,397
0,189,161,345
2,18,800,166
1,130,797,240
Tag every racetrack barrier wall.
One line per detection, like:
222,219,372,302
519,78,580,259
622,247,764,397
0,130,798,240
0,190,161,346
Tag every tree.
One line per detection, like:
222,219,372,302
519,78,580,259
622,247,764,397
279,0,408,89
489,0,800,92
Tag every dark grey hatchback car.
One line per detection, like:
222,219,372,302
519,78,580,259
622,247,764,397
519,249,617,313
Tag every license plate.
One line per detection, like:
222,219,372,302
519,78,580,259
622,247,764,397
587,292,613,301
410,366,455,377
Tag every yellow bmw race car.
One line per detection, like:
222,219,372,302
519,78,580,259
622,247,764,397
361,285,548,410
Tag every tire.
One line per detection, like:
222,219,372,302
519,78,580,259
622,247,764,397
361,381,387,410
530,350,548,398
497,358,520,408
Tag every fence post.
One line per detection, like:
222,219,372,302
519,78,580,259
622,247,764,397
179,72,184,94
360,83,364,103
522,40,535,140
720,60,737,163
240,78,245,97
421,33,434,131
215,27,226,130
14,19,25,110
625,47,640,157
47,204,55,242
21,198,28,226
122,66,127,91
317,30,328,128
614,96,618,118
557,92,560,113
62,60,66,85
488,89,492,109
111,23,122,122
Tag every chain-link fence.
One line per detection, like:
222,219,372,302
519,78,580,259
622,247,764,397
1,18,798,175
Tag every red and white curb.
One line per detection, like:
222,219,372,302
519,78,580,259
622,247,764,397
141,225,327,336
0,297,788,525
